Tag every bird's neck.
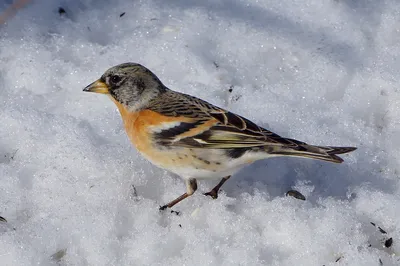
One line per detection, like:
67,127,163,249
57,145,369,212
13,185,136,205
110,96,140,130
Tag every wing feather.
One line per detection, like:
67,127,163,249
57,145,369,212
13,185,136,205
149,90,296,149
146,90,356,163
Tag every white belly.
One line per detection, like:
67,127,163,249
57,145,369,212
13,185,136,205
162,149,274,180
138,143,275,180
167,163,244,180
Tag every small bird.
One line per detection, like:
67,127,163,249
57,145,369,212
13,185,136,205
83,63,356,210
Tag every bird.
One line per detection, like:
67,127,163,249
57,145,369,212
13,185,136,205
83,63,356,210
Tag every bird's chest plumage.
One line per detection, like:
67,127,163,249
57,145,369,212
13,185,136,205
113,103,193,170
113,101,254,179
117,108,173,166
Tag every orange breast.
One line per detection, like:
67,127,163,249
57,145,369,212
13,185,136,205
111,98,193,167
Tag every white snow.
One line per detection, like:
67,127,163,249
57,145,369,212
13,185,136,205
0,0,399,265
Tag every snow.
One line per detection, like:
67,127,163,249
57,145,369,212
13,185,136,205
0,0,399,265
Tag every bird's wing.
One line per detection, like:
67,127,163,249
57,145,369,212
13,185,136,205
148,91,299,149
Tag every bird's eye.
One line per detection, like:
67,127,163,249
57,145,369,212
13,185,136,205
110,75,122,84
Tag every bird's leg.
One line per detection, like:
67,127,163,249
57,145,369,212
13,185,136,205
204,175,231,199
159,178,197,211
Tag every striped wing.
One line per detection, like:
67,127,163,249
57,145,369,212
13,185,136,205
148,91,297,149
173,110,298,149
147,90,356,163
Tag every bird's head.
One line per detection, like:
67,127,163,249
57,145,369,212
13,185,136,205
83,63,166,112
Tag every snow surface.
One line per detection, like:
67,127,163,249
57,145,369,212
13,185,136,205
0,0,399,265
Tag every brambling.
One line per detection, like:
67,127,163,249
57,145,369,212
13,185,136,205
83,63,356,210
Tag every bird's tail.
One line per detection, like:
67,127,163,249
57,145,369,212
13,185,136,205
266,139,357,163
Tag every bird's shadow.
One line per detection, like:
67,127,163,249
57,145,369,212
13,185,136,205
214,147,395,204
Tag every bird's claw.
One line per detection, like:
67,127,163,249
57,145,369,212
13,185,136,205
159,205,180,215
204,190,218,199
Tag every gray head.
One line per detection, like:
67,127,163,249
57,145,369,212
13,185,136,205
83,63,167,111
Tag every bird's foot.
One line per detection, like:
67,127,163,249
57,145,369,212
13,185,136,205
159,205,180,215
159,205,168,211
204,190,218,199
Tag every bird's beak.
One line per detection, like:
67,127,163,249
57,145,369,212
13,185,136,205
83,79,109,94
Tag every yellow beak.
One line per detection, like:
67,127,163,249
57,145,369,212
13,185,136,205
83,79,109,94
